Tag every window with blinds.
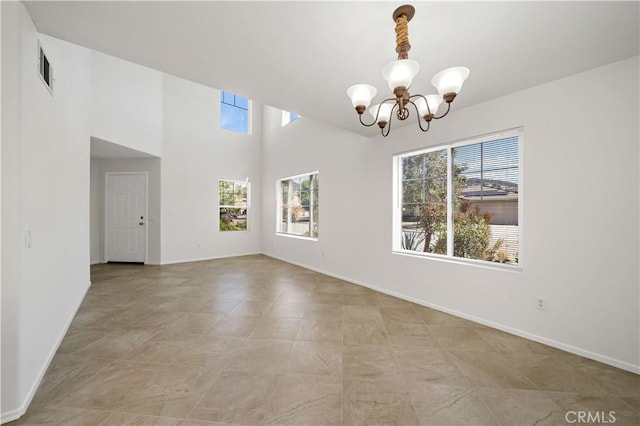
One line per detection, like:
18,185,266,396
395,130,521,267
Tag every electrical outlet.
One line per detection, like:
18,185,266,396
536,297,547,311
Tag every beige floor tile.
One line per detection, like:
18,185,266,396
225,338,293,372
295,319,342,341
194,297,242,315
265,302,308,318
17,256,639,426
120,340,188,364
61,362,158,410
189,370,277,424
12,404,112,425
264,374,342,425
248,317,302,340
283,340,342,376
307,291,343,305
343,344,401,379
411,384,498,425
303,303,343,320
343,371,408,399
343,321,390,346
384,321,438,348
206,315,260,337
478,387,567,425
342,293,378,306
227,300,273,317
342,305,382,323
395,347,471,390
30,354,114,405
99,412,183,425
448,349,539,390
342,399,420,426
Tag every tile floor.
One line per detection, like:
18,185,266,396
13,255,639,425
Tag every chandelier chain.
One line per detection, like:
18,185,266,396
395,14,410,59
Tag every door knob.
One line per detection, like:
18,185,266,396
139,222,144,225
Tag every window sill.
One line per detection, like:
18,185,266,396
392,249,522,273
276,233,318,242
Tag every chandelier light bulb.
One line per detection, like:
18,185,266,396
382,59,420,92
369,103,393,123
415,95,443,117
347,84,378,109
431,66,470,96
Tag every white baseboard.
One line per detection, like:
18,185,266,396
0,280,92,424
0,407,23,424
264,253,640,375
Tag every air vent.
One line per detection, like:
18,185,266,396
38,41,53,94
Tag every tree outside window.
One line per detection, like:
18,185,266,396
398,133,520,265
219,179,249,231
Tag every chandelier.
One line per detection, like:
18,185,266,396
347,5,469,137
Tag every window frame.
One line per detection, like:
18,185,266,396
219,91,251,134
218,178,250,232
276,171,319,240
392,128,523,271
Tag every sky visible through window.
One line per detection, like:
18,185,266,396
220,91,249,134
282,110,301,126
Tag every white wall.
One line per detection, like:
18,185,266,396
160,75,263,263
262,57,640,373
90,157,162,264
91,51,163,157
262,112,370,271
1,2,93,421
1,1,23,418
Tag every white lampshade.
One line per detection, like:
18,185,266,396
414,95,443,117
369,103,393,123
431,66,470,95
382,59,420,91
347,84,377,108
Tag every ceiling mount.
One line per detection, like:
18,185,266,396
392,5,415,22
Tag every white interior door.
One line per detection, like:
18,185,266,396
106,173,147,263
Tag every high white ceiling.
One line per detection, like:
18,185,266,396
24,1,639,136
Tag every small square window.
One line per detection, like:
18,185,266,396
220,91,250,134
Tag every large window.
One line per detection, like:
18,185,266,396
394,130,520,266
220,91,250,134
219,179,249,231
277,172,319,238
